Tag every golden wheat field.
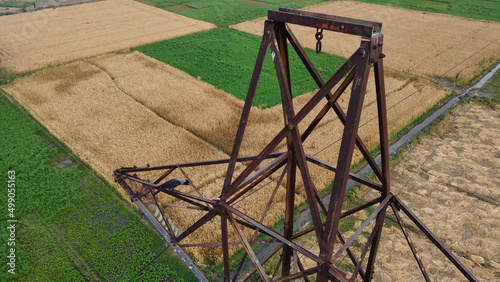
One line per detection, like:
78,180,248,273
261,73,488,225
1,60,230,200
231,1,500,84
88,51,450,197
0,0,215,73
2,50,451,262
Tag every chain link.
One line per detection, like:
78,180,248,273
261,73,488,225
315,28,324,53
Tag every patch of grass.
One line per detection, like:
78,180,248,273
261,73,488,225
0,69,20,86
0,92,197,281
134,28,345,108
135,0,329,27
355,0,500,22
481,68,500,98
0,1,34,8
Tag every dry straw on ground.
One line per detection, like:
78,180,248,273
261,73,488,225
231,1,500,84
0,0,215,73
375,102,500,281
294,103,499,280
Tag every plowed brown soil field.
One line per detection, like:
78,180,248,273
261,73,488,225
231,1,500,84
0,0,215,73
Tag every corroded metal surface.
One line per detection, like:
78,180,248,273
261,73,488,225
113,8,476,281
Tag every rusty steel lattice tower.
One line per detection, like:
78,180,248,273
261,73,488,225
113,8,477,281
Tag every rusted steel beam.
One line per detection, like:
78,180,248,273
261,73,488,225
321,41,372,267
364,211,386,280
331,194,392,263
118,173,215,206
240,243,284,281
222,203,323,264
296,255,312,282
269,10,377,38
226,210,270,282
161,191,213,211
327,265,353,281
176,210,217,242
223,20,275,195
227,153,287,204
179,239,277,248
373,57,391,197
177,166,207,200
136,167,175,195
233,165,287,280
142,200,209,211
340,196,383,220
223,48,365,200
390,202,430,282
270,24,325,247
351,207,386,281
118,153,284,174
300,69,355,142
283,157,296,276
274,266,319,282
305,155,383,191
151,191,176,239
222,211,231,281
279,8,382,33
393,195,478,281
273,22,295,276
337,230,366,280
271,249,284,281
290,196,383,242
286,25,384,183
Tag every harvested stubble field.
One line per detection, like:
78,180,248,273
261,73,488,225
2,50,451,263
296,102,500,280
0,0,215,73
375,102,500,281
231,1,500,84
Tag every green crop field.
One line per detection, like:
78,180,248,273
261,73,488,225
0,93,197,281
135,0,329,27
134,28,345,107
0,0,34,8
355,0,500,22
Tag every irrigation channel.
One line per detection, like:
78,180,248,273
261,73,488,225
230,61,500,279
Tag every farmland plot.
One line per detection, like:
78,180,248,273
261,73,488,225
86,51,449,166
375,103,500,281
231,1,500,84
1,60,229,200
0,0,215,73
2,51,450,263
